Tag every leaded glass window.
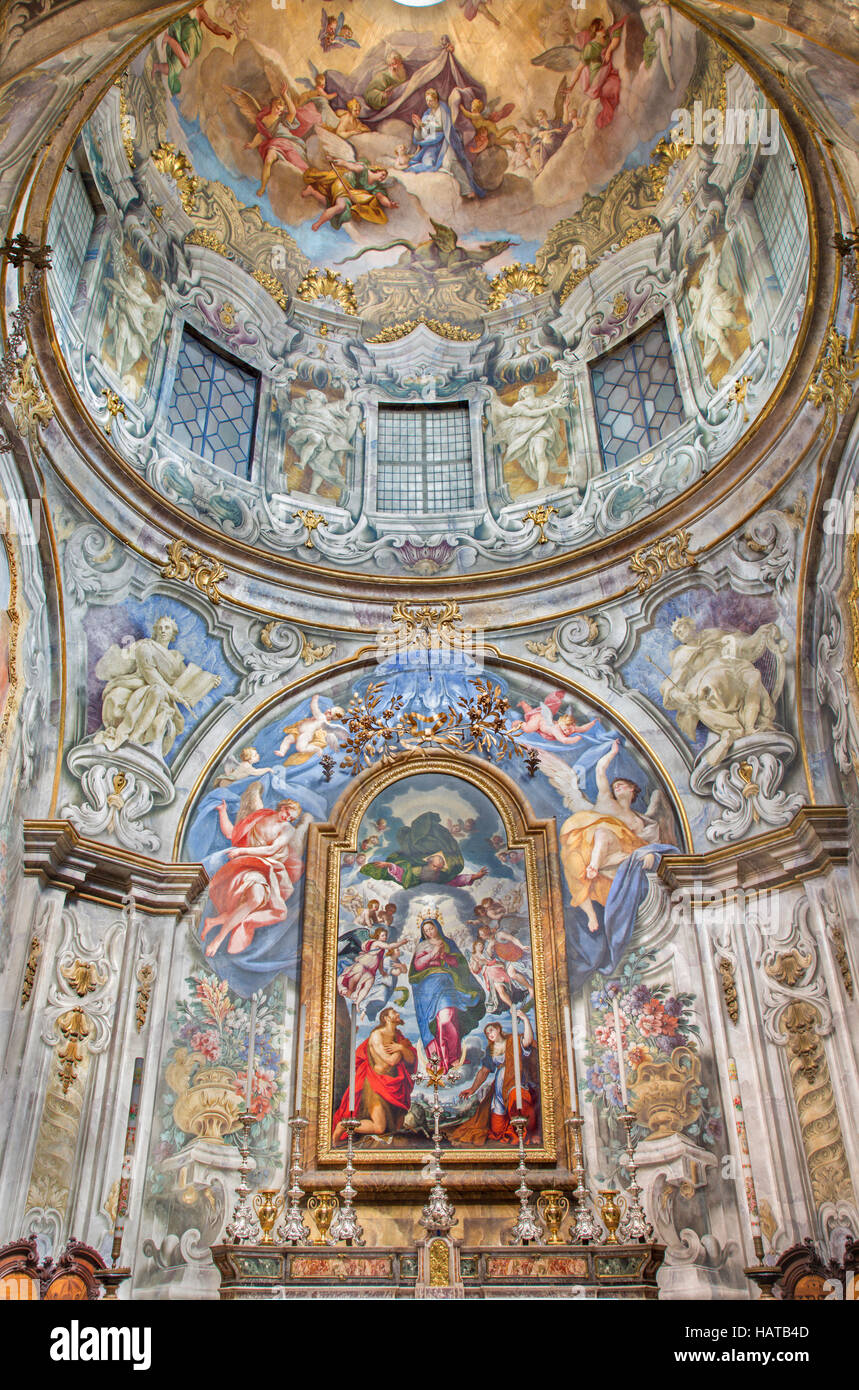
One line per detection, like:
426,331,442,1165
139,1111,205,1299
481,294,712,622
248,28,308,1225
166,328,259,478
590,317,685,471
48,162,96,306
376,403,474,513
753,149,806,292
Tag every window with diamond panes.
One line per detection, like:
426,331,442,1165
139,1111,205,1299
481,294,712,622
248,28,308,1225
48,161,96,306
753,148,805,292
166,328,259,477
376,403,474,513
590,316,685,471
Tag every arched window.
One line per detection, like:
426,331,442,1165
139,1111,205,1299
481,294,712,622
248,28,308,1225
376,402,474,513
166,326,259,478
589,315,685,471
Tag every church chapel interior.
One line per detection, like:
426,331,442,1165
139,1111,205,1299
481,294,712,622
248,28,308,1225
2,0,859,1303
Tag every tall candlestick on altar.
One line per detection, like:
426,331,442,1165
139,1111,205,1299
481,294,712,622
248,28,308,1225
348,1002,357,1115
510,1006,523,1112
293,1003,306,1117
727,1057,762,1241
564,1002,578,1115
245,994,258,1111
611,994,628,1109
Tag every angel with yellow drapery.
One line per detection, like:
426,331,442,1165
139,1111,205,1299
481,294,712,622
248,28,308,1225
538,741,674,934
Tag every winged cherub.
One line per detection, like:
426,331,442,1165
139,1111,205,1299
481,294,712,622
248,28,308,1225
538,742,674,933
276,693,346,764
509,689,597,744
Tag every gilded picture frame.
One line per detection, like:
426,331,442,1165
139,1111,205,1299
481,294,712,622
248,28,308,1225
299,752,575,1176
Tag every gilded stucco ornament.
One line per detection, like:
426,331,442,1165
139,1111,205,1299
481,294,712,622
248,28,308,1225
808,329,859,435
487,263,547,311
161,538,227,605
630,529,698,593
149,142,200,215
366,317,480,344
296,267,358,315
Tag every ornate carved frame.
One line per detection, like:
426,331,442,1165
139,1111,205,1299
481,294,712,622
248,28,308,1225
299,751,573,1185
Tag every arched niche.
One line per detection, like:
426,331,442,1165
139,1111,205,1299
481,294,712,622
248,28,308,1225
298,750,579,1198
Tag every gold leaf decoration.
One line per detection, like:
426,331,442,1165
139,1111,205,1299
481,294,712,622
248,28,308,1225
296,267,358,315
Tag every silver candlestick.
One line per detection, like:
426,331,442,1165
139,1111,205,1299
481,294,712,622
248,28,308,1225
225,1111,259,1244
329,1117,365,1246
509,1115,543,1245
618,1108,653,1242
276,1114,311,1245
419,1060,457,1234
565,1114,604,1244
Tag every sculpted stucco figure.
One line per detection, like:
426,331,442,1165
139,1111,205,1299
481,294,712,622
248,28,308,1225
93,615,221,757
102,257,166,398
659,615,787,766
285,386,362,497
687,242,743,373
490,377,569,492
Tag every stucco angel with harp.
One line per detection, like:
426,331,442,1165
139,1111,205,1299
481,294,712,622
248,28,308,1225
200,782,313,958
224,45,330,194
539,741,674,934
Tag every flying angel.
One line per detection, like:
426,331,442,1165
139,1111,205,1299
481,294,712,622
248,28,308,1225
538,743,674,932
224,46,329,194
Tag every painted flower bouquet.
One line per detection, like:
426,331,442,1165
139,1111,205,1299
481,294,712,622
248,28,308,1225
582,949,722,1152
154,970,289,1168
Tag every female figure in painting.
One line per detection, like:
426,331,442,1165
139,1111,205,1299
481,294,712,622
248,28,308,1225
200,790,312,957
450,1010,537,1144
408,916,484,1074
152,3,232,95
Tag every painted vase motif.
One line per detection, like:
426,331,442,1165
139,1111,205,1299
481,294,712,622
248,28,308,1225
172,1063,243,1141
630,1045,703,1140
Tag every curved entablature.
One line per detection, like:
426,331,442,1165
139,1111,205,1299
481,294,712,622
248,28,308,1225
37,0,812,585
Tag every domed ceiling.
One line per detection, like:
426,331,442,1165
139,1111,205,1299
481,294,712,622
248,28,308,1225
46,0,812,585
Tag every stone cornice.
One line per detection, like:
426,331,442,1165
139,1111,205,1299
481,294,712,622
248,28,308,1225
23,819,208,915
656,806,850,894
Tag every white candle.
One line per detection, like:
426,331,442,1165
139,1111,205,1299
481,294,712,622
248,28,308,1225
564,1002,578,1115
293,1003,306,1117
245,994,258,1110
510,1006,523,1112
348,1002,357,1114
611,995,628,1109
727,1057,762,1239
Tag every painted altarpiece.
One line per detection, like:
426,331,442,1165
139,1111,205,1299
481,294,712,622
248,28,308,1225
298,754,577,1189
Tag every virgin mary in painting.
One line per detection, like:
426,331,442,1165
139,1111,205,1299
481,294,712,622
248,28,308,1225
408,916,484,1074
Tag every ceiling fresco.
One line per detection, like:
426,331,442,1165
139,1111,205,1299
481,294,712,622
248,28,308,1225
140,0,701,281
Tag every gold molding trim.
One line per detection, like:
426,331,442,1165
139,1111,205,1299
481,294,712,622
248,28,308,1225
807,328,859,435
114,71,135,171
135,962,155,1031
829,926,854,1000
161,537,226,605
0,531,21,754
252,269,288,309
366,317,480,344
296,268,358,316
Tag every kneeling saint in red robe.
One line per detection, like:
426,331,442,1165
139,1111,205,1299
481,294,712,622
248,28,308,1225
332,1007,417,1144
